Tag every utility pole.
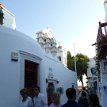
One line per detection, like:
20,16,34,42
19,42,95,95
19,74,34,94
73,43,78,96
74,43,77,73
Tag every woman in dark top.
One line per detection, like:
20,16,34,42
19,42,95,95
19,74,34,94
88,94,101,107
78,91,89,107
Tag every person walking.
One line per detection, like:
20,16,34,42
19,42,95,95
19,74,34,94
62,88,83,107
19,88,33,107
49,92,61,107
77,87,88,102
33,85,47,107
88,94,101,107
78,91,89,107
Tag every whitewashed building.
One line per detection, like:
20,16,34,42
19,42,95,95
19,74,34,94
36,28,67,67
0,3,16,29
95,1,107,107
0,4,77,107
87,58,98,93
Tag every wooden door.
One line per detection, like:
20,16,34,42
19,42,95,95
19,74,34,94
25,60,38,98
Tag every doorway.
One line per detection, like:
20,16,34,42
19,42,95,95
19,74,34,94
25,60,38,98
47,83,54,105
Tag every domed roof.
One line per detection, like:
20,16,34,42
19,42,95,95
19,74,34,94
0,25,43,59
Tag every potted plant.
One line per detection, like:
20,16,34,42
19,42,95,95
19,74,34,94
0,7,4,25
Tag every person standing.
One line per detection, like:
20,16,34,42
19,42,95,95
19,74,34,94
62,88,83,107
88,94,101,107
77,87,88,102
19,88,33,107
78,91,89,107
49,93,61,107
33,85,47,107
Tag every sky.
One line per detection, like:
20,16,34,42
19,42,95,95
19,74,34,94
1,0,105,58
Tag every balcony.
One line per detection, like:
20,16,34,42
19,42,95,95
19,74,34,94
97,22,107,59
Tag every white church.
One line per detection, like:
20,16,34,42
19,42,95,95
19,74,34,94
0,4,77,107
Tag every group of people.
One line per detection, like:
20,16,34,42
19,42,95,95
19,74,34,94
19,86,61,107
19,86,47,107
78,88,100,107
63,88,101,107
19,86,101,107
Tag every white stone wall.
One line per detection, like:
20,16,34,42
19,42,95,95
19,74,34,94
87,58,96,88
99,60,107,107
0,26,77,107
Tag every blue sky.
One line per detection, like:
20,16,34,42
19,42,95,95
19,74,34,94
1,0,105,58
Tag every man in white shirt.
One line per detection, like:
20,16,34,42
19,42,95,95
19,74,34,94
33,86,47,107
